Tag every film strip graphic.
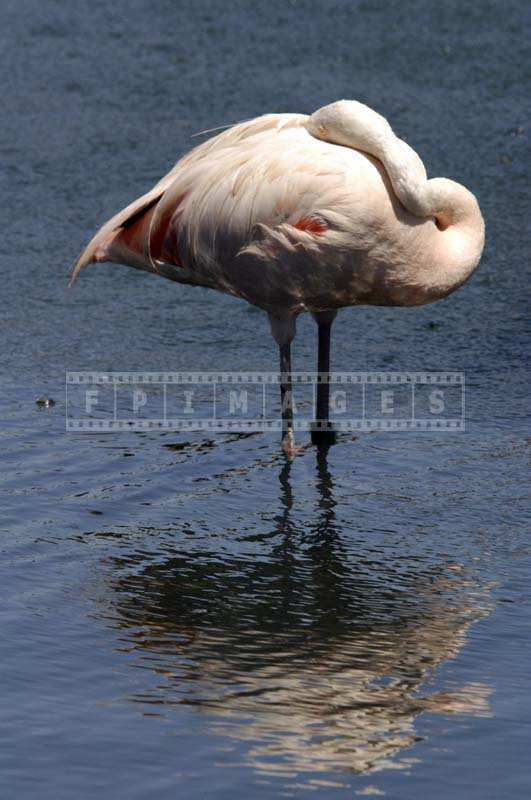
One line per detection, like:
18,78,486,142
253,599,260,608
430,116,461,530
66,371,465,432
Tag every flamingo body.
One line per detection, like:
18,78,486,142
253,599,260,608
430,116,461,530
73,100,485,452
73,101,484,314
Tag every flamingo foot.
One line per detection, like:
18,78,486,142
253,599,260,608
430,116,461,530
281,428,302,459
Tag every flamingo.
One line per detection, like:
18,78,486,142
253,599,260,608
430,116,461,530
71,100,485,455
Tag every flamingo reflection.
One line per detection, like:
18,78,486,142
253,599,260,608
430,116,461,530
103,448,491,778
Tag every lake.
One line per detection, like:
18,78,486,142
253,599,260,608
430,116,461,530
1,0,529,798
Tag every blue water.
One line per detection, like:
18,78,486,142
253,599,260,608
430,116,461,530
1,1,530,798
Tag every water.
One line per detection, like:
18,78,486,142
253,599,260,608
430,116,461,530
1,0,530,797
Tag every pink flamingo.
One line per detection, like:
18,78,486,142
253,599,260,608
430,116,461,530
72,100,484,454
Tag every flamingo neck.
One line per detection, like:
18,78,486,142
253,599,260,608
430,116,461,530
307,100,485,299
307,100,481,230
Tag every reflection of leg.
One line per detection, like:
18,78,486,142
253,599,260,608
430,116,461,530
268,314,297,456
315,441,333,504
311,310,337,446
276,455,294,535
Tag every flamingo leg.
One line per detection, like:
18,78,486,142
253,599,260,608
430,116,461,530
311,310,338,446
279,341,295,455
268,314,297,456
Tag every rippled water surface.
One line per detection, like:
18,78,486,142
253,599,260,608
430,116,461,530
1,1,530,798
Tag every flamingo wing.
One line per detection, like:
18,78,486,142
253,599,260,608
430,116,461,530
71,110,378,312
71,114,307,285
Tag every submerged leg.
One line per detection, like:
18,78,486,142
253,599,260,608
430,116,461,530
268,314,297,457
311,310,338,446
